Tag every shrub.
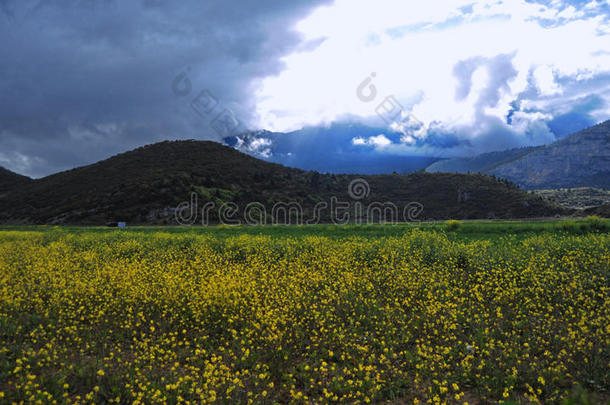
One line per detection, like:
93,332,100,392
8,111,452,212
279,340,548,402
585,215,607,231
445,219,463,232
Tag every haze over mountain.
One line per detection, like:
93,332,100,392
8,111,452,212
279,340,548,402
0,140,565,225
426,120,610,189
224,123,441,174
425,147,542,175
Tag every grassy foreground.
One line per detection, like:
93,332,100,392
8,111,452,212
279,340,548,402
0,221,609,404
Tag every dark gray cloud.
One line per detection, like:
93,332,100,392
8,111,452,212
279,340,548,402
0,0,331,177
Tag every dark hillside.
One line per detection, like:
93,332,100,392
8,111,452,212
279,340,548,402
0,167,32,194
0,140,568,224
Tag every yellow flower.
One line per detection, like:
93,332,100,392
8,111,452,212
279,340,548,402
0,226,607,404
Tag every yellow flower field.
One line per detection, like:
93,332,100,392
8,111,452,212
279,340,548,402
0,228,608,404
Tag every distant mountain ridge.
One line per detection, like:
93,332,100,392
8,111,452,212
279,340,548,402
426,120,610,190
0,140,565,224
426,146,542,174
224,123,441,174
492,120,610,189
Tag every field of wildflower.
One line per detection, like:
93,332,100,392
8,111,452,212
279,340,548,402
0,222,608,404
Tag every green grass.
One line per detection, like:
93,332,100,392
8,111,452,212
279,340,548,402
1,217,608,242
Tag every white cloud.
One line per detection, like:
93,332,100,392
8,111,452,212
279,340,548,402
533,65,562,96
255,0,610,152
351,134,392,149
246,137,273,158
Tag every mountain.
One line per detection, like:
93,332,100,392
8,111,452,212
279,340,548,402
224,124,441,174
425,146,541,174
0,140,566,224
492,120,610,189
0,167,32,194
426,120,610,190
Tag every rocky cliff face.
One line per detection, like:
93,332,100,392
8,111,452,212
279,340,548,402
492,120,610,189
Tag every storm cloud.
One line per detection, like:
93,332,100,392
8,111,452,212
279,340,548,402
0,0,331,177
1,0,609,177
